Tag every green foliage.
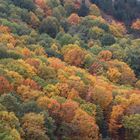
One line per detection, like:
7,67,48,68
56,33,74,46
80,102,96,116
92,0,140,24
125,39,140,77
39,17,60,38
0,48,22,59
96,105,108,138
123,114,140,140
12,0,36,11
100,34,116,46
78,2,89,17
0,94,21,116
106,44,124,60
0,18,31,35
88,26,104,40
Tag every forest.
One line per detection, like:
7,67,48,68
92,0,140,24
0,0,140,140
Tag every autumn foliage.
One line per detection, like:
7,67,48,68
0,0,139,140
0,76,13,94
67,13,81,25
131,19,140,30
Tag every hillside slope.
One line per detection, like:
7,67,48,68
0,0,140,140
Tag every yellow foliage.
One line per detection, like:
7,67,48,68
18,59,37,76
6,70,23,86
22,113,45,130
48,57,65,70
71,109,99,140
0,32,16,47
10,129,22,140
67,88,79,99
91,84,113,109
34,47,46,56
60,100,79,122
98,50,112,61
107,60,136,85
90,26,104,39
37,96,60,114
0,111,19,126
22,113,49,140
89,4,101,16
135,80,140,89
107,68,121,83
56,82,70,98
43,84,60,97
51,43,60,53
62,44,86,66
110,21,126,37
109,105,125,137
17,85,43,101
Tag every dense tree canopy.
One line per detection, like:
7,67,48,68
0,0,139,140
